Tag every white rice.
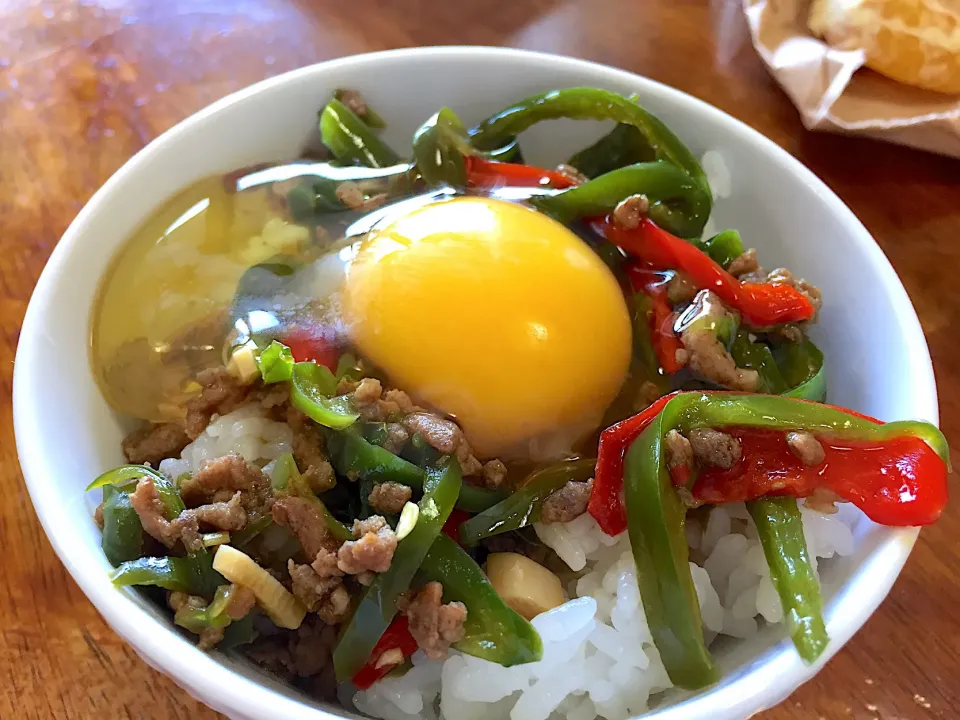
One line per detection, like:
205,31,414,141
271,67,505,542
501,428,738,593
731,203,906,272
157,405,293,479
353,503,857,720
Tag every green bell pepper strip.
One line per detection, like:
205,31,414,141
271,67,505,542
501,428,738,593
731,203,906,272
111,552,225,598
484,136,524,163
703,229,745,267
534,161,709,238
623,411,719,689
458,458,596,545
469,88,708,193
286,162,416,222
174,583,237,635
401,432,441,468
326,427,507,512
88,465,185,519
740,339,826,664
412,107,470,188
776,340,827,402
256,340,294,383
230,515,274,548
100,485,144,567
290,361,359,430
731,333,826,401
746,498,828,663
219,613,257,650
334,88,387,129
656,394,948,457
319,99,401,168
567,123,656,179
327,427,425,486
333,459,463,681
420,533,543,665
730,331,787,394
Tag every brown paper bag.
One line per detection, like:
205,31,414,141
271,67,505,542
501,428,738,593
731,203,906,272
743,0,960,158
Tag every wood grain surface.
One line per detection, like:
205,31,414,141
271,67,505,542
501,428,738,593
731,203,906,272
2,0,957,718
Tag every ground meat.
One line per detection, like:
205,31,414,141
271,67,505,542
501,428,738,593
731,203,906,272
726,249,760,278
481,459,508,489
288,560,351,625
254,382,290,412
399,582,467,660
383,388,417,413
688,428,741,469
122,422,190,466
540,478,594,524
665,272,698,305
803,488,842,514
337,516,397,574
179,453,272,513
681,323,759,391
248,616,339,687
289,619,340,683
272,496,339,558
353,377,383,405
129,477,183,549
402,412,461,455
291,423,336,493
311,547,344,578
772,324,805,343
225,584,257,620
128,480,246,554
381,422,410,454
402,412,482,475
786,431,825,467
342,380,419,423
94,503,104,530
664,429,693,469
554,163,588,185
335,377,359,395
187,492,248,532
184,368,251,439
338,88,369,119
612,194,649,229
678,292,759,391
336,181,366,210
368,482,412,515
637,381,664,409
168,591,206,613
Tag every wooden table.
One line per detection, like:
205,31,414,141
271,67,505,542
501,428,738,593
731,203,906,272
2,0,957,718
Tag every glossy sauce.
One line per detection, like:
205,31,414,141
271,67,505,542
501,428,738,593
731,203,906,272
92,164,334,421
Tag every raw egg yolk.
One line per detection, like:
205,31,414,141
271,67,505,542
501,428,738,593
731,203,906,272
342,196,631,459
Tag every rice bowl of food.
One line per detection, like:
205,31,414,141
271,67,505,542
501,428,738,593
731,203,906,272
13,47,948,720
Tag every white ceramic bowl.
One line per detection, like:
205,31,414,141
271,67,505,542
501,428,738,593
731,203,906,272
14,47,937,720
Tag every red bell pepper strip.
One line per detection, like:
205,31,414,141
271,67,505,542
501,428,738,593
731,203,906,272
442,509,471,542
283,326,339,371
588,392,678,535
351,615,419,690
589,392,950,536
464,156,577,190
626,265,685,374
596,218,815,327
693,428,948,526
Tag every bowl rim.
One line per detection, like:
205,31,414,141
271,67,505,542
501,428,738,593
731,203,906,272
13,45,937,720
